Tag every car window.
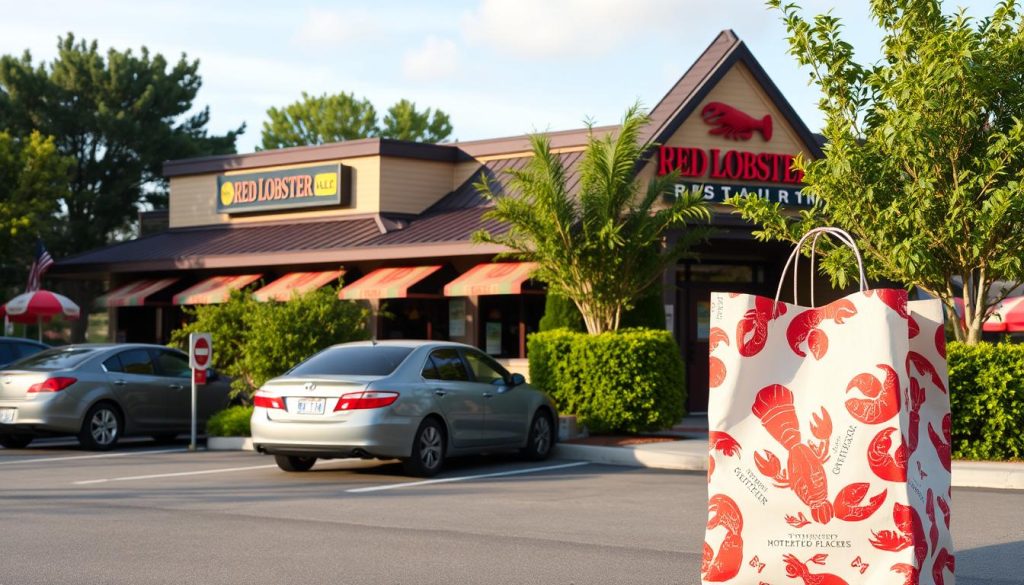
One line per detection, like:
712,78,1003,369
117,349,155,375
288,346,414,377
0,343,16,366
463,350,509,384
422,356,441,380
428,349,469,382
154,350,190,378
8,348,97,371
103,355,123,373
15,343,45,359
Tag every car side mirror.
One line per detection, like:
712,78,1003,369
510,373,526,387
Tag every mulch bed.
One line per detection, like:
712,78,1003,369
565,435,684,447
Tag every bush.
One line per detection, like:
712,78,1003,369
528,328,686,433
948,341,1024,461
206,405,254,437
539,294,585,332
171,286,370,399
621,282,666,330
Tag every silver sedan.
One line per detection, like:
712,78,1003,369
251,340,558,476
0,344,232,450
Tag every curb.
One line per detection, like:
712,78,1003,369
207,436,254,451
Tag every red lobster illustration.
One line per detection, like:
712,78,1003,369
708,431,742,481
907,377,926,454
846,364,901,424
703,494,744,582
935,324,947,359
936,495,951,530
786,299,857,360
907,351,947,394
868,427,907,482
701,102,773,141
890,563,918,585
709,327,729,388
928,413,952,473
737,297,787,357
870,502,927,569
926,488,939,554
782,554,849,585
752,385,886,525
865,289,919,337
932,548,955,585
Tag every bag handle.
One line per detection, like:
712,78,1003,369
773,227,867,314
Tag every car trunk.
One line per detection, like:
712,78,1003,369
0,370,51,401
261,375,380,422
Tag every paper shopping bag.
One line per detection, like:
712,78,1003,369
702,227,955,584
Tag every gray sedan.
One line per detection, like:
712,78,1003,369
0,344,232,450
252,340,557,477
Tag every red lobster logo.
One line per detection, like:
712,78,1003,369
703,494,744,582
701,102,773,141
783,554,849,585
752,385,887,526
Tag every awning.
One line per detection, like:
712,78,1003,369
96,278,180,307
173,274,262,305
252,270,344,302
444,262,538,296
339,266,442,300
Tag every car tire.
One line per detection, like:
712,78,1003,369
274,454,317,472
0,434,33,449
402,418,445,477
520,411,554,461
78,403,123,451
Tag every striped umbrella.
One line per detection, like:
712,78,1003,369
3,290,80,341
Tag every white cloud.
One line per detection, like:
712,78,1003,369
294,7,378,47
401,36,459,82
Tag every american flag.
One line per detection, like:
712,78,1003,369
25,240,54,293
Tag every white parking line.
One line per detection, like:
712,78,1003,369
73,464,278,485
0,448,187,466
346,461,591,493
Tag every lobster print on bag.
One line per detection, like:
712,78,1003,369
703,228,954,584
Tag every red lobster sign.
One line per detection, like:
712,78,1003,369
702,102,773,141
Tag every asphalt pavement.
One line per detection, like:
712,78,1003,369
0,439,1021,584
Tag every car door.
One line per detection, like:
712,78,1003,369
422,348,485,448
104,349,170,431
462,349,531,446
151,349,194,428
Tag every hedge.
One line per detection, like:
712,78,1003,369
949,341,1024,461
206,405,254,437
528,328,685,433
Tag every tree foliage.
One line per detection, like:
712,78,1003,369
732,1,1024,343
474,104,709,334
0,131,72,295
260,92,452,149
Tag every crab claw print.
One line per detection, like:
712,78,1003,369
737,298,787,357
709,327,730,389
867,427,907,482
782,554,849,585
703,494,744,582
932,548,955,585
786,299,857,360
708,431,742,481
870,502,927,569
845,364,901,424
866,289,917,337
907,351,948,394
890,563,919,585
935,323,947,359
928,414,952,473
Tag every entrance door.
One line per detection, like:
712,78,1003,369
677,263,764,413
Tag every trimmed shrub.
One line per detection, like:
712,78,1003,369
206,405,254,437
948,341,1024,461
528,328,686,433
621,282,666,330
539,294,585,332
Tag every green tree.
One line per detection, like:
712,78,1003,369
0,131,72,295
260,92,453,149
474,104,709,334
732,1,1024,344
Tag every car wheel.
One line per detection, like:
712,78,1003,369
402,418,445,477
274,454,317,472
520,411,554,461
79,403,122,451
0,434,33,449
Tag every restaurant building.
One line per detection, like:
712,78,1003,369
55,31,823,412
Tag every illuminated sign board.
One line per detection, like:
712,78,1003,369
667,181,815,207
217,164,351,214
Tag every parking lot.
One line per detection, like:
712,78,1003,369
1,440,1022,585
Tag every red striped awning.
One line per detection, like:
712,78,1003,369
444,262,538,296
252,270,344,302
173,275,262,305
97,278,180,307
339,266,441,300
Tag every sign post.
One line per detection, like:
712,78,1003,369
188,333,212,452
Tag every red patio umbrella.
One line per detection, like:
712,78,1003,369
983,296,1024,332
2,290,81,341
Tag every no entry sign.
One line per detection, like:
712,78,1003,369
189,333,213,370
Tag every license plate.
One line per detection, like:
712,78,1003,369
295,398,326,415
0,408,15,424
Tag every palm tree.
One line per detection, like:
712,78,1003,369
474,103,709,334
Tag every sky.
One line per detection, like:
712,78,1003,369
0,0,1005,154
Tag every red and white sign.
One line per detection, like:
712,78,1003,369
189,333,212,370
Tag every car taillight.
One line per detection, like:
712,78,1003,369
27,377,77,393
334,391,399,411
253,391,284,410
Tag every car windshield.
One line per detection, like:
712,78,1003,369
288,346,414,377
6,347,97,371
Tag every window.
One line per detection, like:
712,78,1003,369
463,350,508,384
155,350,190,378
14,343,45,359
103,355,123,373
428,348,469,382
118,349,155,375
9,348,97,371
422,356,441,380
0,343,16,365
288,346,414,377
